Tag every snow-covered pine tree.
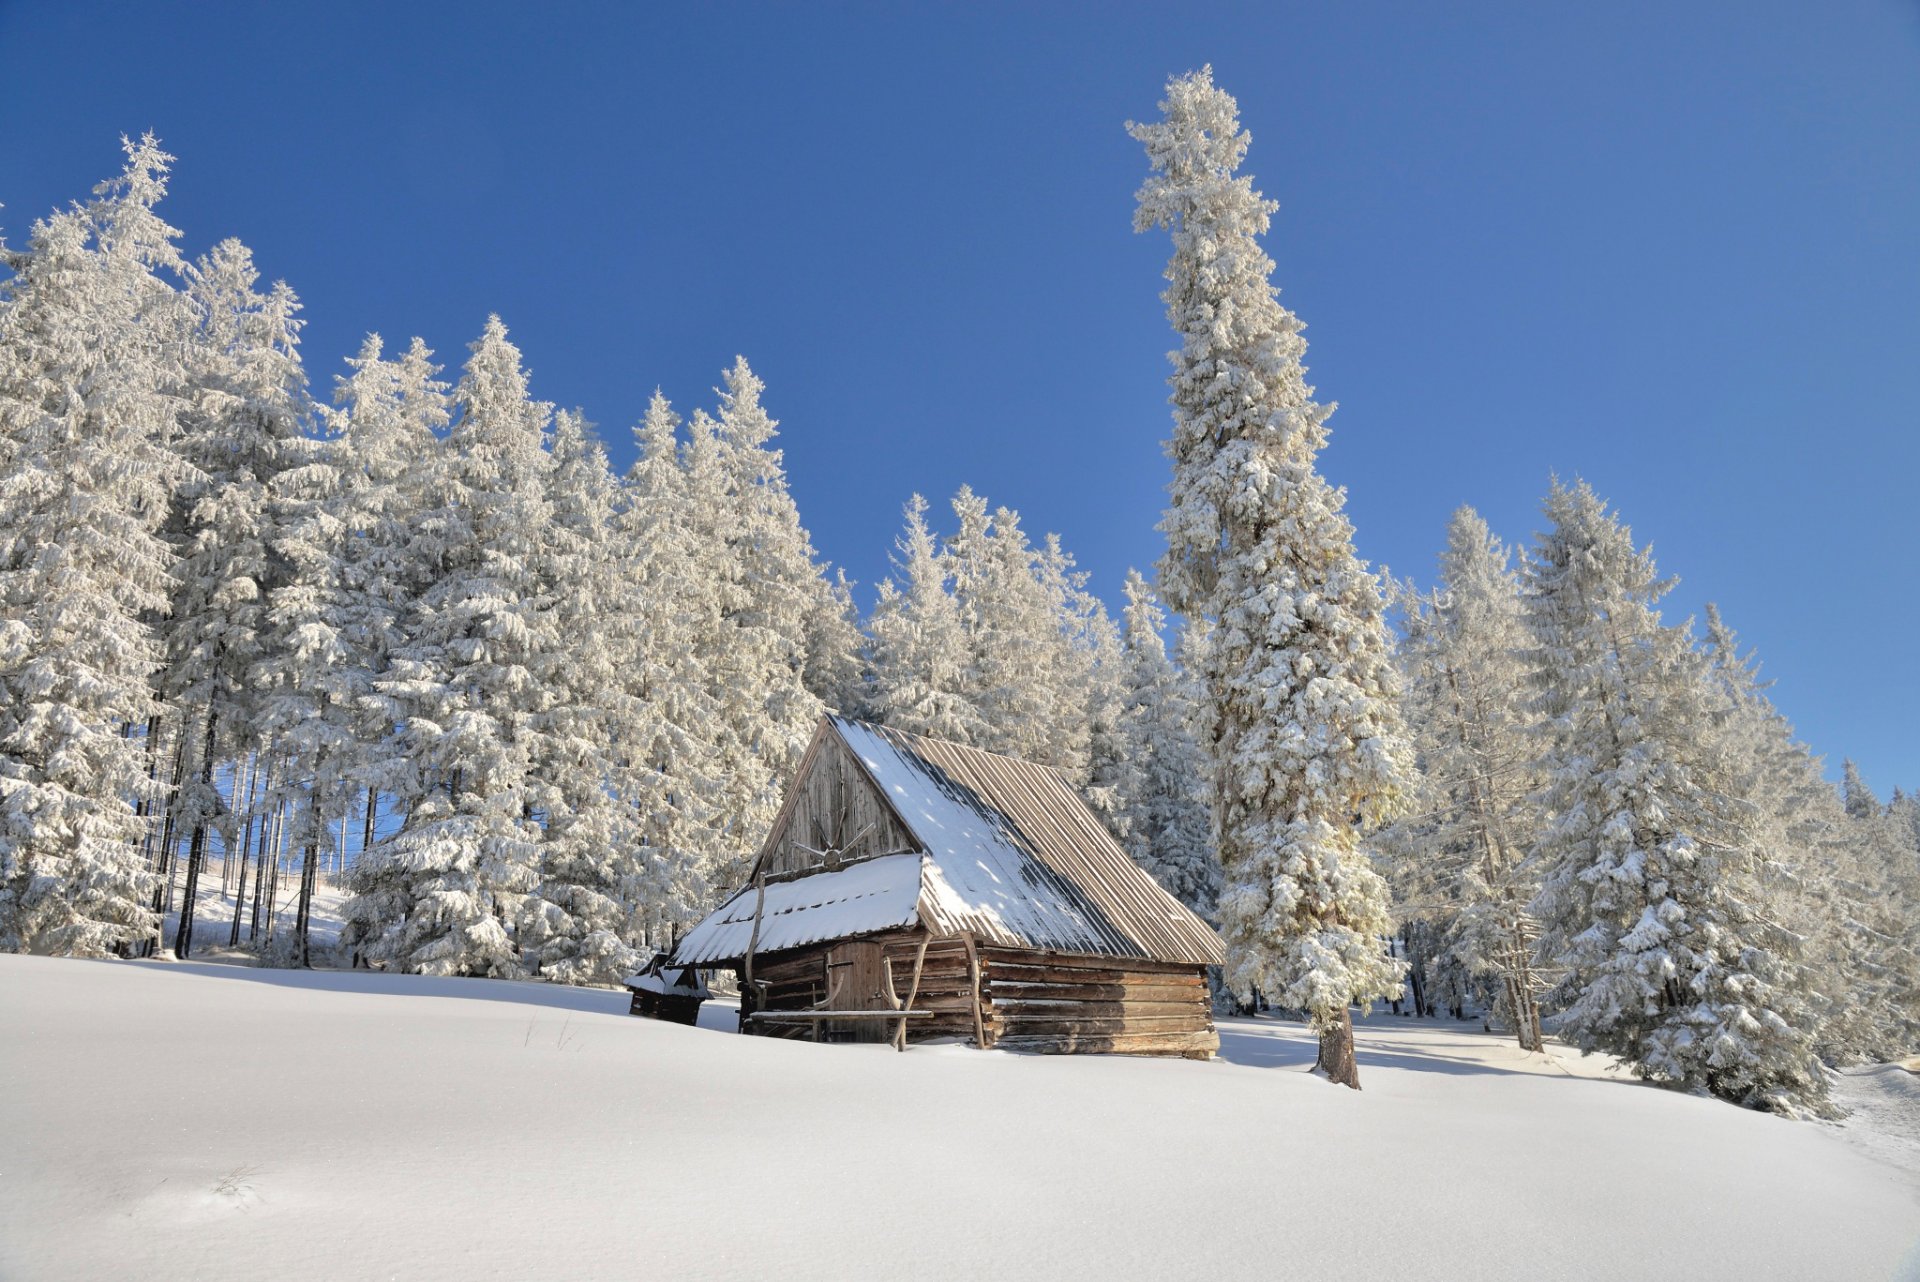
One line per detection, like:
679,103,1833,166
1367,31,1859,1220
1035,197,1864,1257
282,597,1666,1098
324,334,450,882
344,316,555,977
0,136,187,955
609,391,723,943
867,494,989,745
1696,606,1900,1063
1522,478,1829,1113
161,238,309,959
678,359,833,888
1034,532,1110,788
1828,761,1920,1058
1387,508,1545,1050
1113,571,1218,914
518,409,644,985
946,491,1063,768
1131,67,1408,1088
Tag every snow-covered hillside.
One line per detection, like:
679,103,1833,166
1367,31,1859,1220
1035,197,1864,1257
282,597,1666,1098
2,956,1914,1281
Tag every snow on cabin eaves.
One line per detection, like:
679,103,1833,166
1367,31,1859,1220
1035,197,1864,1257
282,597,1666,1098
835,718,1224,966
673,852,924,967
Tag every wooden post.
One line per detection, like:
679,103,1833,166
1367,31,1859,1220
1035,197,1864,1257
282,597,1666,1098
962,933,988,1050
892,934,932,1052
741,872,767,1031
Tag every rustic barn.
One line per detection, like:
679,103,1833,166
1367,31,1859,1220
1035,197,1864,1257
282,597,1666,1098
667,716,1225,1057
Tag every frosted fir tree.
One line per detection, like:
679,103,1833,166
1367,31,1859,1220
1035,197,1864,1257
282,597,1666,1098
1114,571,1219,914
946,491,1064,768
161,238,310,959
1035,532,1112,788
1522,479,1829,1113
608,391,723,941
804,569,868,717
0,136,186,955
1828,761,1920,1057
1132,68,1408,1087
1697,606,1904,1063
517,410,645,985
322,334,451,869
867,494,989,745
1386,509,1546,1050
678,359,835,886
345,317,556,977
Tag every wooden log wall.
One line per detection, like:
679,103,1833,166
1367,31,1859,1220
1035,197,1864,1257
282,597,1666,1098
740,934,1218,1058
978,947,1218,1059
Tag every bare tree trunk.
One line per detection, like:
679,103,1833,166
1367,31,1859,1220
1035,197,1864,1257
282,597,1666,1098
361,785,377,863
228,756,261,948
1315,1007,1362,1090
294,842,319,967
141,721,190,957
221,759,240,897
173,707,219,960
261,800,285,944
248,759,276,940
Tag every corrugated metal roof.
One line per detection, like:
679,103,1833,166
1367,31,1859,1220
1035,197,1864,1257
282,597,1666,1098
670,719,1223,969
839,719,1224,966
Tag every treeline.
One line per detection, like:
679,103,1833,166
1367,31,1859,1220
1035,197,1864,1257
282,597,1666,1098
0,137,1211,984
1377,494,1920,1106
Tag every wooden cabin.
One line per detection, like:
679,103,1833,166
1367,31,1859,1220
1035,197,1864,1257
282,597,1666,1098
668,716,1225,1057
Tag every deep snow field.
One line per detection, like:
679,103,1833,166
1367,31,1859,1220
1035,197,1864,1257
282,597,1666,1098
2,955,1916,1282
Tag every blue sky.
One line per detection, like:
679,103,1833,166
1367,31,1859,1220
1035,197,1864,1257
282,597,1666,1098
3,2,1915,792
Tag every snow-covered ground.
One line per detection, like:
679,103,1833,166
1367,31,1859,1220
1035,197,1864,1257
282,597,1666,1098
1,956,1915,1281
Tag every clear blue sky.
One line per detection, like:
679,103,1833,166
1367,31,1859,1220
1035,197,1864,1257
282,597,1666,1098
3,2,1915,793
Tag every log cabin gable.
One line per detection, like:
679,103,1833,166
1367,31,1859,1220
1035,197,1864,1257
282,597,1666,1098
753,721,923,882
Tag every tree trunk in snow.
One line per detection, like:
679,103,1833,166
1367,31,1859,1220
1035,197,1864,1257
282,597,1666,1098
1316,1007,1362,1090
173,707,219,959
294,842,318,967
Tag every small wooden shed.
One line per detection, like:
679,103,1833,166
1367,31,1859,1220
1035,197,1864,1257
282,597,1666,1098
669,716,1225,1057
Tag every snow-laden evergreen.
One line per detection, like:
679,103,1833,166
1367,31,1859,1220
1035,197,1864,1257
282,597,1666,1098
1112,571,1218,914
161,238,310,958
516,410,645,985
1384,508,1545,1050
867,494,989,744
607,391,724,942
0,137,187,956
1132,67,1408,1085
1695,608,1896,1063
1522,478,1829,1113
678,359,835,889
343,317,557,977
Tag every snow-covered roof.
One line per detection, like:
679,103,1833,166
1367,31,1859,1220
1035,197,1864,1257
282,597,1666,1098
672,718,1224,968
673,852,924,967
624,969,712,999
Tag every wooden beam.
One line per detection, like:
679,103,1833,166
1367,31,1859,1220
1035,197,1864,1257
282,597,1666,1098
962,933,988,1049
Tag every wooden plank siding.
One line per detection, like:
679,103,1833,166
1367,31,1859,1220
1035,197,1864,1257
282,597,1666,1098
757,727,919,880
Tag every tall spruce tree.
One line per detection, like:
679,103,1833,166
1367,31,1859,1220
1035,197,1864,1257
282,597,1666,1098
1114,571,1218,914
1388,508,1545,1050
1522,479,1828,1113
679,359,833,887
518,409,645,984
0,136,186,955
344,317,555,976
162,238,308,958
610,391,723,942
325,333,450,878
868,494,988,745
1132,67,1408,1087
